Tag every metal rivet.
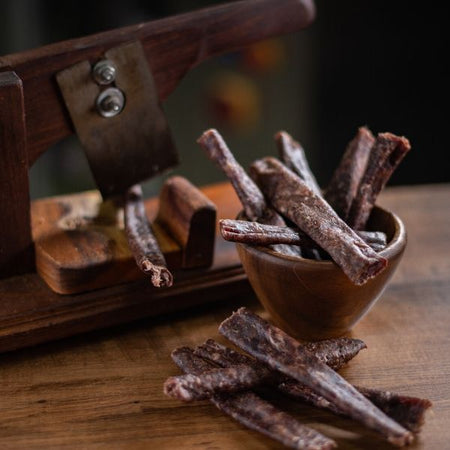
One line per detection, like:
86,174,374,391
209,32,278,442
96,87,125,118
92,60,117,85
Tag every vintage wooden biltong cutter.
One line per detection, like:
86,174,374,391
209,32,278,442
0,0,315,352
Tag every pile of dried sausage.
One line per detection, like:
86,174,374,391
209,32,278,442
198,127,410,285
164,308,431,449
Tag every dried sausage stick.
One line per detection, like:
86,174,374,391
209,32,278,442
197,128,300,257
197,129,270,222
164,364,266,402
354,387,432,434
220,219,387,252
276,131,321,196
167,336,366,401
196,340,431,433
250,157,387,284
197,338,366,372
170,347,337,450
359,231,388,252
347,132,411,230
275,130,323,260
325,127,375,221
220,218,316,247
196,337,365,373
277,380,431,434
124,185,173,287
219,308,413,447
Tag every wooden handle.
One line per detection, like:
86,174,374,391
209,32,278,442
0,0,315,165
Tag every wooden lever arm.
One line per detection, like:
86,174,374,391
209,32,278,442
0,0,315,165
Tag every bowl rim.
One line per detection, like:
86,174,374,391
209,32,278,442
236,204,407,266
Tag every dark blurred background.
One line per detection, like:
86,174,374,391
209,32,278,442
0,0,448,199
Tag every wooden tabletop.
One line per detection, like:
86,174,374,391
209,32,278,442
0,183,449,449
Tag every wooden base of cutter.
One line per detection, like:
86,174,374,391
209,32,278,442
0,182,251,353
32,176,216,294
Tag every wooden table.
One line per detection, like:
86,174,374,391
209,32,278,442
0,184,449,449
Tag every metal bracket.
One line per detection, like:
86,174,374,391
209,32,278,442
56,41,178,197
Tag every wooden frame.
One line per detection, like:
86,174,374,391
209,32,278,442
0,0,314,279
0,0,315,351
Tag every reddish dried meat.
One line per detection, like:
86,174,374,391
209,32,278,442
325,127,375,221
347,132,411,230
220,219,387,252
276,131,321,196
355,386,432,434
197,129,300,257
198,337,366,372
170,347,336,450
169,336,365,401
124,185,173,287
197,129,267,222
250,157,387,284
359,231,387,252
195,340,431,434
219,308,413,447
164,364,265,402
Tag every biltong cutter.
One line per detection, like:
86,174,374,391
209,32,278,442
0,0,315,353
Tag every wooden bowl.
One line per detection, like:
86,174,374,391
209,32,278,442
236,206,406,340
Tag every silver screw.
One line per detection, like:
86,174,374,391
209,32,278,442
101,96,120,113
96,87,125,118
92,60,117,85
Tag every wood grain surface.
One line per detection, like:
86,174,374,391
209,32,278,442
32,177,216,294
0,183,449,449
0,183,248,353
32,190,182,294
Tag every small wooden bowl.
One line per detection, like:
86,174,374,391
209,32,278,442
236,206,407,340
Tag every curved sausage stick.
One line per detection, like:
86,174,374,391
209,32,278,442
276,131,321,195
325,127,375,221
166,336,366,401
250,158,387,285
195,339,431,434
219,308,413,447
197,129,300,257
219,219,387,252
169,346,336,450
197,129,267,222
124,185,173,287
347,132,411,230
